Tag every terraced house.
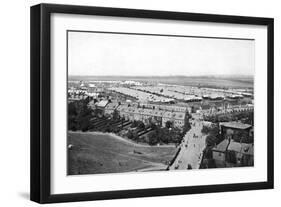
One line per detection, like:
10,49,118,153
112,103,186,129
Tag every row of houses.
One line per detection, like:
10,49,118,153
201,104,254,116
117,105,186,128
136,103,188,113
68,87,99,102
89,100,187,129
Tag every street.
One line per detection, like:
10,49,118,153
169,114,206,170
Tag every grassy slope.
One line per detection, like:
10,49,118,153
67,132,177,175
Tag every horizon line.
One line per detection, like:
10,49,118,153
68,74,254,77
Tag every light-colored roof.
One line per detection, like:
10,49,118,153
228,141,253,155
88,83,95,88
105,102,119,110
220,122,252,130
213,139,229,152
227,141,242,152
96,100,109,107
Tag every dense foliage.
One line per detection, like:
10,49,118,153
201,124,221,146
68,99,92,131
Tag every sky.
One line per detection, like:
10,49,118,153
68,31,254,77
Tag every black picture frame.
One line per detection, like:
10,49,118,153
30,3,274,204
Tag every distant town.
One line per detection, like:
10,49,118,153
67,76,254,175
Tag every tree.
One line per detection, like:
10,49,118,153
205,135,218,147
201,124,219,137
127,130,138,140
170,128,182,144
137,121,145,131
80,116,91,132
112,109,120,121
165,121,173,129
158,127,170,143
68,102,78,131
93,108,103,117
150,123,157,130
76,100,92,130
67,99,93,131
182,112,191,135
191,106,196,113
203,147,213,159
104,123,112,132
201,125,209,134
131,120,138,128
147,131,159,145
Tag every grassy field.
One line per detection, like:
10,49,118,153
67,132,177,175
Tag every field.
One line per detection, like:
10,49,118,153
68,132,177,175
69,75,254,89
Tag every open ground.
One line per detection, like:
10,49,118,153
68,131,178,175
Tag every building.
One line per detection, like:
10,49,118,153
212,139,254,167
115,104,186,129
212,139,230,167
227,141,254,166
88,100,109,116
139,103,187,112
211,121,254,168
95,100,109,110
104,102,120,116
219,122,252,140
162,111,186,128
202,104,254,116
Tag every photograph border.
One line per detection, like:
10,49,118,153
30,3,274,203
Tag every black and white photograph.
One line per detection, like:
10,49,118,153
67,31,255,175
28,3,274,204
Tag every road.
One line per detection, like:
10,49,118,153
169,114,206,170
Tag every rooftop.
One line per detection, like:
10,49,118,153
96,100,109,108
213,139,229,152
228,141,254,155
